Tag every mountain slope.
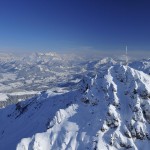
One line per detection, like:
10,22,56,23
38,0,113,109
0,64,150,150
130,58,150,75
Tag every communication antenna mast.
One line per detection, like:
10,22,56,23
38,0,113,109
125,45,128,66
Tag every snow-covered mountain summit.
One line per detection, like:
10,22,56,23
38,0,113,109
0,64,150,150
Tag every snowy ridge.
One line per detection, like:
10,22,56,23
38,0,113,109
130,58,150,75
0,64,150,150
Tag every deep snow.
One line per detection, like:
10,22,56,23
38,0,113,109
0,64,150,150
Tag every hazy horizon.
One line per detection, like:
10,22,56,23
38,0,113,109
0,48,149,60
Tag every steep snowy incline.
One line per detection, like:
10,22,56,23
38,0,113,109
0,90,81,150
0,64,150,150
130,58,150,75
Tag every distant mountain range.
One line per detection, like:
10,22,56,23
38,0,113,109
0,52,149,108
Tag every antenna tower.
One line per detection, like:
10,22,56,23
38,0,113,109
125,46,128,66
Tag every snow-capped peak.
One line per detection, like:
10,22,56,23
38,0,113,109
0,64,150,150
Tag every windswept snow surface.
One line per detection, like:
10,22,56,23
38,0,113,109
130,58,150,75
0,64,150,150
0,93,8,101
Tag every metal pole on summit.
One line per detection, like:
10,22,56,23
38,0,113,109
125,46,128,66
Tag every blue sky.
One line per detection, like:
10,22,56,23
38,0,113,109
0,0,150,53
